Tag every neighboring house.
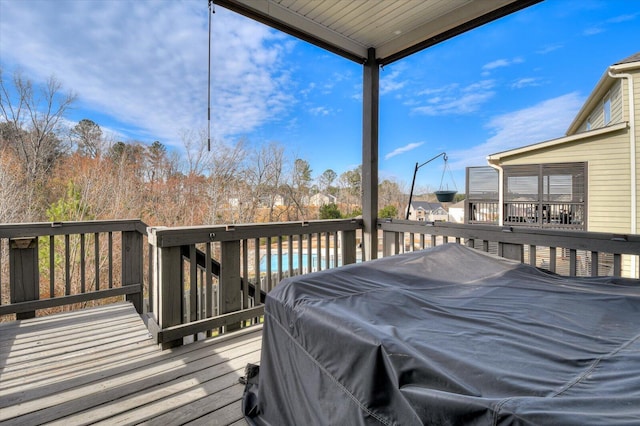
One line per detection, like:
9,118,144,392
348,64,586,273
407,201,448,222
448,200,465,223
258,194,285,207
466,52,640,276
306,193,337,207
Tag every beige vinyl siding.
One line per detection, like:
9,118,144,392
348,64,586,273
499,128,631,234
610,80,623,123
634,70,640,230
575,80,623,132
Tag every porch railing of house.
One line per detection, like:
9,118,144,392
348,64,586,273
145,219,362,348
378,219,640,277
2,218,639,348
0,220,146,320
467,200,585,230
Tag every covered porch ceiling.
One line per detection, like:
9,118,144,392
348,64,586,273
213,0,541,66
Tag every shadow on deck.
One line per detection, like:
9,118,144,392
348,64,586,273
0,302,260,425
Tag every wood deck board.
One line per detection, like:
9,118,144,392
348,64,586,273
0,302,259,426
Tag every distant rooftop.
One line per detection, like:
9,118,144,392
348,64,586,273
615,52,640,65
411,201,444,211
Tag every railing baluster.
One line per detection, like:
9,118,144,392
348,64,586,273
287,235,293,278
94,233,100,291
65,234,71,296
242,239,249,310
0,238,3,305
189,244,197,323
316,232,322,271
591,251,599,276
253,238,261,305
529,245,536,267
569,249,577,276
277,235,283,283
80,233,86,294
306,233,312,273
108,232,113,289
50,235,55,297
333,232,338,267
206,242,213,316
297,234,303,275
266,237,272,292
324,232,330,269
613,254,622,276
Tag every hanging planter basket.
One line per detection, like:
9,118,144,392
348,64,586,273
435,190,457,203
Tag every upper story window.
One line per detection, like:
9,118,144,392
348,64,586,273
586,119,591,131
604,95,611,125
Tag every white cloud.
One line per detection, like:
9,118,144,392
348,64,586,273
412,80,495,116
385,141,424,160
583,26,604,36
537,44,563,55
309,106,331,116
380,66,407,95
447,92,584,170
606,13,638,24
0,1,295,148
482,57,524,71
511,77,542,89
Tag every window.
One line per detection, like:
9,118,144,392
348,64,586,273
604,96,611,125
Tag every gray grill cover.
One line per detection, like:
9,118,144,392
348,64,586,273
243,244,640,425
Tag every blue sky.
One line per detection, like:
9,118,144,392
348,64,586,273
1,0,638,192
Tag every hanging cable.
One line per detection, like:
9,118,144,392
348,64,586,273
438,156,458,192
207,0,215,151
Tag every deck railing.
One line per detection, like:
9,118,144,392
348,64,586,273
145,219,362,348
3,218,639,347
378,219,640,277
0,220,146,320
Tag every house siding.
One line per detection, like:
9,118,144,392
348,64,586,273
576,80,623,132
498,128,631,234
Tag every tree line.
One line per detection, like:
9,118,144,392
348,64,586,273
0,70,409,226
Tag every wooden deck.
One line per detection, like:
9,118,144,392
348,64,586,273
0,302,261,425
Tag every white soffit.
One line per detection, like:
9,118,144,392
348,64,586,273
214,0,542,65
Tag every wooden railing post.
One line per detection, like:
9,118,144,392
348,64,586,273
122,230,143,314
341,230,357,265
382,230,399,257
220,240,242,332
157,245,183,348
9,237,39,320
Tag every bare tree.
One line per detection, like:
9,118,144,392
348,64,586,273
181,129,212,177
0,149,31,222
207,138,247,224
0,70,76,180
284,158,312,220
246,142,286,222
71,119,103,158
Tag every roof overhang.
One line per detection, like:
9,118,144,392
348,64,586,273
567,57,640,135
487,121,629,164
214,0,542,66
